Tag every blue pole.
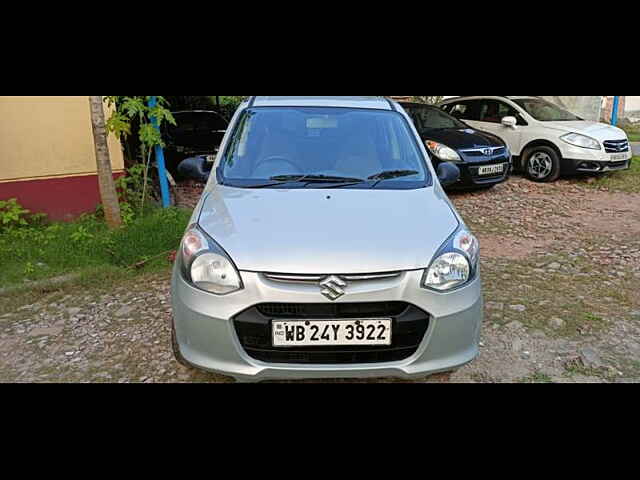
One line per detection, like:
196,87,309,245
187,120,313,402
148,96,170,208
611,96,620,126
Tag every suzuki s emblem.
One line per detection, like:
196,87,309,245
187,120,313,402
320,275,347,301
483,148,493,156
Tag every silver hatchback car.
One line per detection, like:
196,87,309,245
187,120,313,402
171,96,483,382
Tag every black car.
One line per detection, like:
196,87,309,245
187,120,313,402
162,110,229,180
399,102,512,189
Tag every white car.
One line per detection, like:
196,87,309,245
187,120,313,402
439,96,632,182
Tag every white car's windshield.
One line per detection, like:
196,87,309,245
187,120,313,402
512,98,582,122
220,107,430,189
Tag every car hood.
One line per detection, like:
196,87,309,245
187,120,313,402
542,121,628,141
198,186,460,274
417,127,505,150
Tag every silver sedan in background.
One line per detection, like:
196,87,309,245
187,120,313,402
171,96,483,382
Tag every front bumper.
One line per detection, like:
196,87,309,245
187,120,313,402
447,160,512,190
171,267,483,382
560,144,633,174
563,158,632,174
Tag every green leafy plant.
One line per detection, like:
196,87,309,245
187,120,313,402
216,96,248,119
71,226,95,244
0,198,30,229
23,262,35,276
410,96,445,105
104,96,176,150
104,96,177,216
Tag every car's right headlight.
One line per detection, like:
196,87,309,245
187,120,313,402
426,140,462,162
180,225,243,295
561,133,601,150
422,227,480,292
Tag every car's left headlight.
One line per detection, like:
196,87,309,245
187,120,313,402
561,133,601,150
180,225,243,295
426,140,462,162
423,227,480,292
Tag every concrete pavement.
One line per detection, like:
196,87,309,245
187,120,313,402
632,142,639,156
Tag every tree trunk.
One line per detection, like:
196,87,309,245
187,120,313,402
89,96,122,229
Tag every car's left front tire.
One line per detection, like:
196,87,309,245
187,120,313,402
523,146,562,183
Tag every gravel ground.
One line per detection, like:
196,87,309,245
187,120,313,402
1,175,639,383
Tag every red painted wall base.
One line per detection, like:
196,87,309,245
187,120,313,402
0,173,124,222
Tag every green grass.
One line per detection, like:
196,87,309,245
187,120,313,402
482,250,635,338
628,133,640,142
584,156,640,193
0,207,192,290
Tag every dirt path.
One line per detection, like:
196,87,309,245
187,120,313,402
1,176,639,383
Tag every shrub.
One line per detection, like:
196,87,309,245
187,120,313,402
0,198,30,229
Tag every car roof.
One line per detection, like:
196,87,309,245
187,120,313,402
398,101,439,109
441,96,540,103
249,96,394,110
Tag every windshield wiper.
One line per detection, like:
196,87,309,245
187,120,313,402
368,170,420,180
240,174,309,189
368,170,420,189
239,174,365,189
241,180,300,189
271,174,365,183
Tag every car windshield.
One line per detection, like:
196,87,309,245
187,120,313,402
220,107,430,189
512,98,582,121
405,105,468,131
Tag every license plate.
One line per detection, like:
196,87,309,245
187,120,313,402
478,164,504,176
272,319,392,347
610,153,630,161
205,155,216,163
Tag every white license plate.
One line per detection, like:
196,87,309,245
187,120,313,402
205,155,217,163
272,319,392,347
478,164,505,176
610,153,630,161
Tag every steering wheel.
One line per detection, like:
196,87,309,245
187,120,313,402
253,155,304,176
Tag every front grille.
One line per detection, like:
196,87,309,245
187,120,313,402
234,302,430,365
257,302,408,318
461,147,507,158
492,147,507,156
263,272,401,284
463,150,485,157
603,139,629,153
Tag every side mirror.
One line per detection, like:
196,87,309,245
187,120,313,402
502,116,517,128
437,162,461,187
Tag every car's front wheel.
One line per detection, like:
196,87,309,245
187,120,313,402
523,146,561,183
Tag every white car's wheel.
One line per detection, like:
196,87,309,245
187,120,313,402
523,146,561,183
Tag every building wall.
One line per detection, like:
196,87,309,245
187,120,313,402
624,96,640,113
601,96,626,123
0,96,125,220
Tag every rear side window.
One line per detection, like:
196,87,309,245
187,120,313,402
444,101,482,121
478,100,517,123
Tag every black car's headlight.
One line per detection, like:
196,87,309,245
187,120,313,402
426,140,462,162
180,225,243,295
422,226,480,292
